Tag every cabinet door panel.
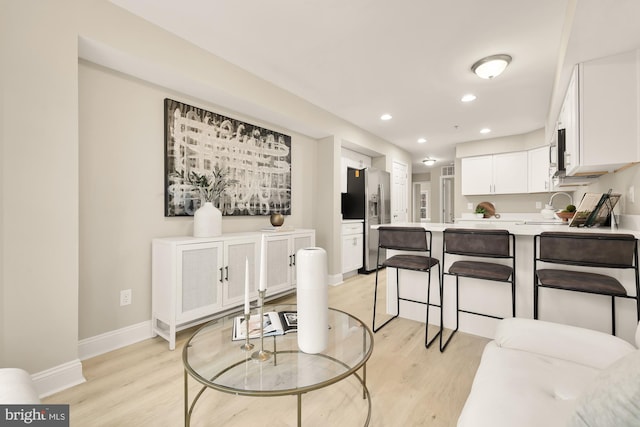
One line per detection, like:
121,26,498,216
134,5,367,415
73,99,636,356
493,152,528,194
342,235,363,273
292,233,314,284
266,236,291,292
177,243,223,321
461,156,493,195
224,238,259,306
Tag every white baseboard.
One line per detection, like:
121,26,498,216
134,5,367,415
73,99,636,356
29,321,153,398
78,320,153,361
328,273,343,286
32,359,85,399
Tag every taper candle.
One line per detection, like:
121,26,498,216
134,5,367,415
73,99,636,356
244,257,250,314
258,234,267,291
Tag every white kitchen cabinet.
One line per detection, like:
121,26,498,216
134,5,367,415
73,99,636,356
461,156,493,195
341,221,363,274
264,230,316,295
527,146,551,193
461,152,528,195
151,230,314,349
561,50,640,176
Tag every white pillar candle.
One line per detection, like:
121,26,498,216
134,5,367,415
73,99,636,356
259,234,267,291
244,257,250,315
296,247,328,354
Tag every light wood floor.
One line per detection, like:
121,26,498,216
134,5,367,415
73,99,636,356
44,270,489,426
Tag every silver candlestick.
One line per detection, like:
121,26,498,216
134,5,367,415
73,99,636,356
239,312,254,351
251,289,272,362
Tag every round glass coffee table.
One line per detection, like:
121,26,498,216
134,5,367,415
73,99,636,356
183,304,374,426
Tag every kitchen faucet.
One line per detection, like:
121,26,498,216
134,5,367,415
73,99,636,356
548,192,573,209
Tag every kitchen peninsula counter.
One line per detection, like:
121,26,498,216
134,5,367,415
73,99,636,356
373,222,639,344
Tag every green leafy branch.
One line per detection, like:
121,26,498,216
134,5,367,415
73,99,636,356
172,166,237,203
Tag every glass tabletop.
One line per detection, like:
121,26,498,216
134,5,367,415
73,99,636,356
183,304,374,397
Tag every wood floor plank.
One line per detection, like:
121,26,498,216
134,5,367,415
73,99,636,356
44,270,489,426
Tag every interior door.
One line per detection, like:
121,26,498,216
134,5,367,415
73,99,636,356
392,160,408,223
441,176,454,223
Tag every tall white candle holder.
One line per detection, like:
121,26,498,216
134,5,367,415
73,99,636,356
251,289,272,362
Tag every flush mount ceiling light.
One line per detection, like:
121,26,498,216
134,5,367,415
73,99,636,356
471,54,512,79
380,113,392,121
461,94,477,102
422,158,436,166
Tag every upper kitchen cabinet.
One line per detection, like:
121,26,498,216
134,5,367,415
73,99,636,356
560,50,640,176
528,146,550,193
461,152,528,195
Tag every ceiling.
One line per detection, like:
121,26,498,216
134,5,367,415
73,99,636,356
108,0,639,173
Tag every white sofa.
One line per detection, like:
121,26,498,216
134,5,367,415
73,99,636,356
458,318,640,427
0,368,40,403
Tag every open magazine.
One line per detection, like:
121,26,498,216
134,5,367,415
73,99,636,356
232,311,297,341
569,191,620,228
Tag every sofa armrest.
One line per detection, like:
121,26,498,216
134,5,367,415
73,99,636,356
0,368,40,404
495,318,636,369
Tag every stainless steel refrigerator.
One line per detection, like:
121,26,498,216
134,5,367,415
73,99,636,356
342,167,391,273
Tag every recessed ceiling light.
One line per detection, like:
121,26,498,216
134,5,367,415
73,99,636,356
417,138,427,143
422,158,436,166
461,94,477,102
480,128,491,134
380,114,392,121
471,54,512,79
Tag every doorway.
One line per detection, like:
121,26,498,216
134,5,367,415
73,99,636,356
440,175,454,223
392,160,408,223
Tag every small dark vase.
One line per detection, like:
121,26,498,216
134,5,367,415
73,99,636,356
270,213,284,227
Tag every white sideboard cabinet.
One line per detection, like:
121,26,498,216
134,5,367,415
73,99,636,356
152,229,315,349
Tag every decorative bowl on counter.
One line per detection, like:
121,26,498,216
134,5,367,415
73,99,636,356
554,211,575,222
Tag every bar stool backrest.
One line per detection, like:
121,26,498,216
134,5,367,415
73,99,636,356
444,228,511,258
538,232,636,268
378,226,429,252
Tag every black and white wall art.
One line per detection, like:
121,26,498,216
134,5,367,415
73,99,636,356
164,98,292,217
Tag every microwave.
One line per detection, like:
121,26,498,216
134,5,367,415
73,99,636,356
550,128,566,175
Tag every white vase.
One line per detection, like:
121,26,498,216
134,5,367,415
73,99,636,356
193,202,222,237
296,247,328,354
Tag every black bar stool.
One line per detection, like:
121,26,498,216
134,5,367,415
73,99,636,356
441,228,516,351
533,232,640,335
372,226,442,349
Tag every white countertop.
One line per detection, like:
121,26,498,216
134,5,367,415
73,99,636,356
374,221,640,238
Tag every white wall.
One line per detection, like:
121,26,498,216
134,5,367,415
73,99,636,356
78,61,319,338
1,0,80,375
1,0,411,388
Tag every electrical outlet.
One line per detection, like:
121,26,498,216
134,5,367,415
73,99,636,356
120,289,132,306
629,186,635,204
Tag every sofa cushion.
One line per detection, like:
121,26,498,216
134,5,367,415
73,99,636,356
457,342,600,427
568,349,640,427
494,318,635,369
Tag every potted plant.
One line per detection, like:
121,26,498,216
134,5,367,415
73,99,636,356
474,206,486,219
171,166,237,237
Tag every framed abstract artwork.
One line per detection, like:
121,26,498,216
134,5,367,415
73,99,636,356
164,98,292,217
